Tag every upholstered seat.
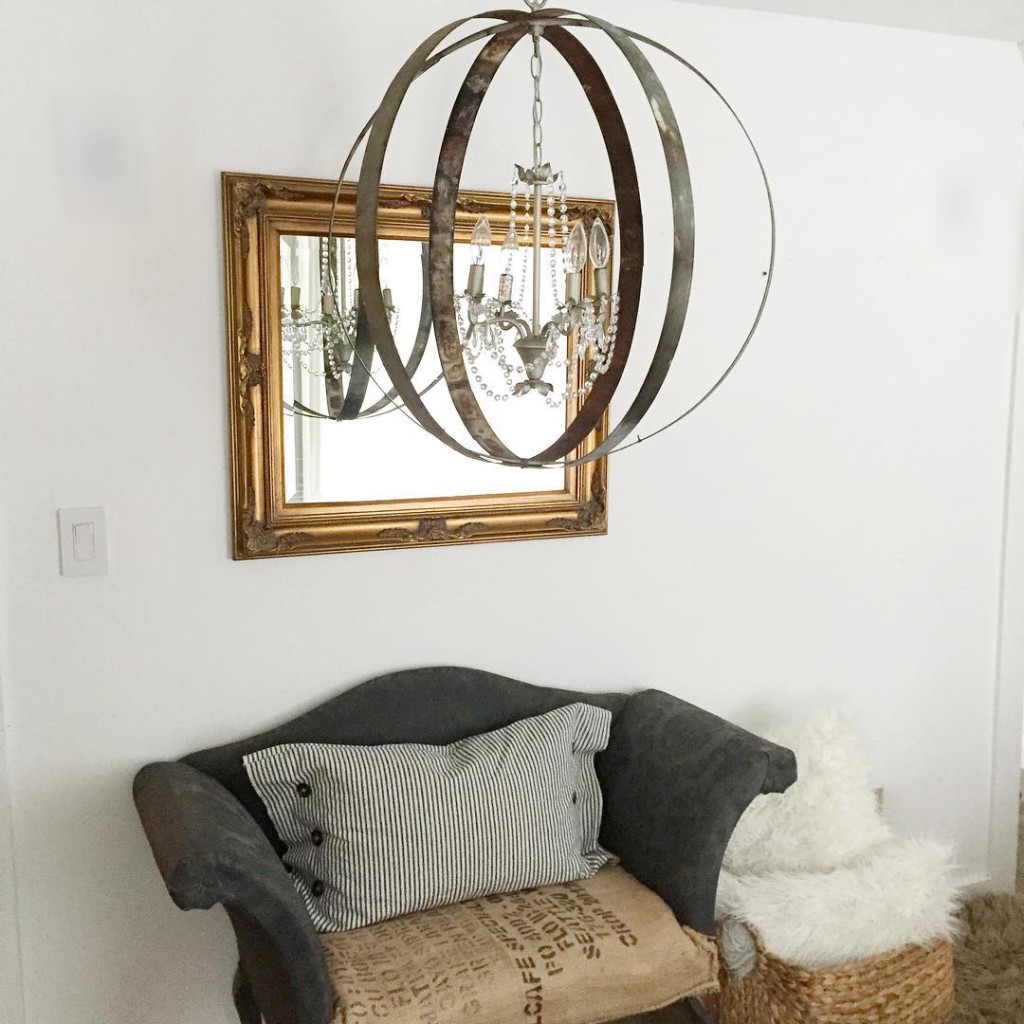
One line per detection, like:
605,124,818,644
320,866,718,1024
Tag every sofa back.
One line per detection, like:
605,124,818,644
183,665,628,852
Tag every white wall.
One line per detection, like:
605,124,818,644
1,2,1022,1023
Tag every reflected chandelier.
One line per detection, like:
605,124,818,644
323,0,775,467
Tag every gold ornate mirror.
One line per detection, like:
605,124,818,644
223,173,612,558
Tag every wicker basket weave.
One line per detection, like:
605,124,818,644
718,924,954,1024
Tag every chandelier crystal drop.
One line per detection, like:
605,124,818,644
455,30,618,406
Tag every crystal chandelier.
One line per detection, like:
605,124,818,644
280,237,396,384
457,31,618,406
324,0,775,466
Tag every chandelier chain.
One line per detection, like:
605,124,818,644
531,33,544,169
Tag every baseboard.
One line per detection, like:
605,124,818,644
959,874,994,894
0,679,25,1024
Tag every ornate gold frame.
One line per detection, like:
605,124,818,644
223,171,612,559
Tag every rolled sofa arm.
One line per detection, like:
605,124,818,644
133,761,334,1024
597,689,797,935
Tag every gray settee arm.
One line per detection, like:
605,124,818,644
597,689,796,936
133,761,334,1024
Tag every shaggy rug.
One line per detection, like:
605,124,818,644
950,797,1024,1022
953,892,1024,1023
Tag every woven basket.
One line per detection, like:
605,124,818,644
718,923,954,1024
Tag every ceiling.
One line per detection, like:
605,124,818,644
675,0,1024,41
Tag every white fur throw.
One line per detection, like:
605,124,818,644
723,712,892,874
717,839,960,969
717,712,960,970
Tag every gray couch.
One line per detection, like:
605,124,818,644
133,666,796,1024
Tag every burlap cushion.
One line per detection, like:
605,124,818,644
320,865,718,1024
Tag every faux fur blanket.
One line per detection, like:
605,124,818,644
718,838,960,969
717,712,959,970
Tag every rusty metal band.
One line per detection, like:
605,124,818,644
529,25,643,461
427,24,531,459
428,18,643,463
355,12,531,463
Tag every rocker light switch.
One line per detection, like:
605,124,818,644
58,507,107,576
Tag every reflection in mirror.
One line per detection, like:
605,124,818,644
279,234,572,504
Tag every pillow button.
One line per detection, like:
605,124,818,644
572,791,578,804
311,829,324,846
310,880,325,897
296,782,312,798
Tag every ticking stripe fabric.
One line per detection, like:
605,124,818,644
243,703,616,932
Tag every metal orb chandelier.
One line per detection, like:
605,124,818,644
327,0,775,467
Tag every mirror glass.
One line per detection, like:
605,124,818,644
279,234,573,504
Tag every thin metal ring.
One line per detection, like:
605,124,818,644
357,242,436,418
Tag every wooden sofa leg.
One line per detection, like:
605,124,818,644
232,965,262,1024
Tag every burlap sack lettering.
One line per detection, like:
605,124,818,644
321,866,717,1024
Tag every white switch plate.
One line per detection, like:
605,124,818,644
58,507,108,577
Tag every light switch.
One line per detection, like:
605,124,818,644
72,522,96,561
58,507,107,577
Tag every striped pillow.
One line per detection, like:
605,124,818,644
243,703,616,932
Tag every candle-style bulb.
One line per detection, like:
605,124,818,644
501,224,519,255
471,216,492,263
501,224,519,280
565,221,588,274
589,217,610,270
